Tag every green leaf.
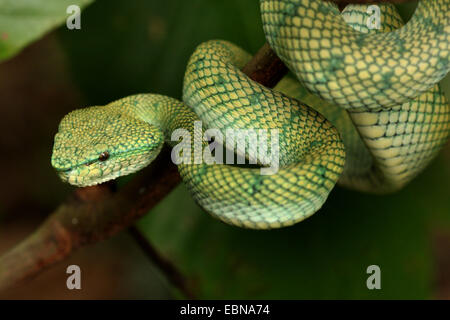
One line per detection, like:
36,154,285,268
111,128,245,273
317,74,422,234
138,156,450,298
57,0,264,103
0,0,94,62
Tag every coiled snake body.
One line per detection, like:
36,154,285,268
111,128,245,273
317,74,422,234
52,1,450,229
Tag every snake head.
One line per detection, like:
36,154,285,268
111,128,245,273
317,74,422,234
51,104,164,187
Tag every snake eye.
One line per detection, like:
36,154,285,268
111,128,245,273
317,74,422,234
98,151,110,162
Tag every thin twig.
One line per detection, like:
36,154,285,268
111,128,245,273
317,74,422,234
128,226,196,299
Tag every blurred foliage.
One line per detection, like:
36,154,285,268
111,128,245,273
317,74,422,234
0,0,93,62
3,0,450,298
57,0,264,103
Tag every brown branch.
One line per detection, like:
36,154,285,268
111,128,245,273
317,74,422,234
0,148,182,292
242,42,288,88
0,41,287,296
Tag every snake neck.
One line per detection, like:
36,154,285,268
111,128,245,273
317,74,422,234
115,94,198,143
115,93,210,166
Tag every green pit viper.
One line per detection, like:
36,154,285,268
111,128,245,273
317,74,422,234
51,0,450,229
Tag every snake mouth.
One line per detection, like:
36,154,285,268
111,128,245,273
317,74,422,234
55,161,123,187
57,167,123,187
54,160,96,174
57,167,73,174
53,144,162,187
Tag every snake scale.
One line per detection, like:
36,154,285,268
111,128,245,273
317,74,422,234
51,0,450,229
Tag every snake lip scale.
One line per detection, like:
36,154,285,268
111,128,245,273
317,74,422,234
51,0,450,229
